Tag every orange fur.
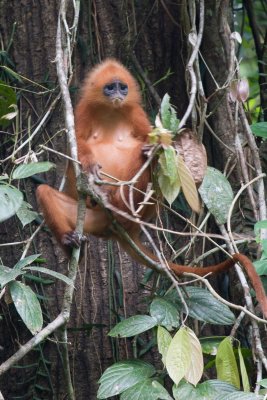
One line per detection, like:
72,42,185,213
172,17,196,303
37,59,267,318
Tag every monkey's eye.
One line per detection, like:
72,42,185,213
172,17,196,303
119,84,128,95
103,83,116,96
107,84,115,91
103,81,128,97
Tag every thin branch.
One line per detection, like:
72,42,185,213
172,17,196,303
0,95,60,163
178,0,204,129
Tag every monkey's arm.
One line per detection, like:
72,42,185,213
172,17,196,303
130,105,152,138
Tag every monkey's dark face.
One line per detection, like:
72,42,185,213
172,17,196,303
103,79,128,106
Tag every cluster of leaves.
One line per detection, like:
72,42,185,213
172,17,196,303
96,95,267,399
149,94,235,225
0,253,72,335
0,163,72,335
0,162,54,225
97,289,264,399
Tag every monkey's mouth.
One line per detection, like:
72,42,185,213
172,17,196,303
112,97,124,107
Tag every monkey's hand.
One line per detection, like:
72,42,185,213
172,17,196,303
61,231,88,249
142,143,155,158
88,163,102,180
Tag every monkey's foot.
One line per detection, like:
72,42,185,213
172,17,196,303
61,231,88,249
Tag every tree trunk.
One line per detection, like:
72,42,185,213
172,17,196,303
0,0,264,398
0,1,187,398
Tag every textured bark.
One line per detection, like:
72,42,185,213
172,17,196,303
0,1,187,398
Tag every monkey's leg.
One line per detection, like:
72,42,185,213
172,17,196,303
36,184,110,252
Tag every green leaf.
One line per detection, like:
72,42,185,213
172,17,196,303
177,155,200,213
166,327,191,385
159,147,179,185
158,148,181,205
9,281,43,335
238,347,250,392
14,254,41,270
150,298,180,329
173,380,206,400
173,379,238,400
160,93,179,132
253,260,267,276
203,379,238,394
157,326,172,366
216,337,240,389
200,336,226,355
0,184,23,222
198,167,234,225
0,265,25,288
1,103,18,121
250,122,267,138
254,220,267,235
121,379,173,400
108,315,157,338
97,360,155,399
259,379,267,388
184,328,203,385
12,162,55,180
16,201,39,227
168,286,235,325
0,80,17,128
24,266,73,286
214,393,263,399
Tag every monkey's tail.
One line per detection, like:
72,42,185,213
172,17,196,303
118,234,267,319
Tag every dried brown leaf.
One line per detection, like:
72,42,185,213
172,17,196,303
174,129,207,185
177,155,200,213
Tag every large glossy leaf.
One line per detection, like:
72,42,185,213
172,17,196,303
173,380,208,400
121,379,173,400
108,315,157,338
0,265,25,288
9,281,43,335
173,379,249,400
24,266,73,286
204,379,239,394
166,327,191,385
0,184,23,222
16,201,39,227
168,286,235,325
250,122,267,138
97,360,155,399
198,167,233,224
184,328,203,385
214,393,263,400
216,337,240,389
12,161,55,180
157,326,172,366
14,254,41,270
150,297,180,329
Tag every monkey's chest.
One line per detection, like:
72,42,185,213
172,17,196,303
88,126,144,181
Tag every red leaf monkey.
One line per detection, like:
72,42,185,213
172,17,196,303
37,59,267,317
